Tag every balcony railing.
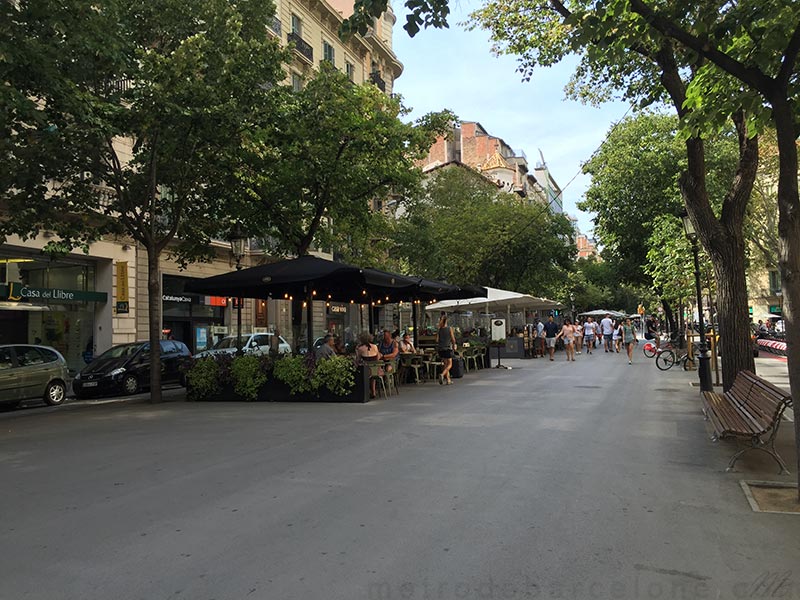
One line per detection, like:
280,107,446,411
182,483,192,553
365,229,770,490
268,16,282,37
287,31,313,63
370,71,386,92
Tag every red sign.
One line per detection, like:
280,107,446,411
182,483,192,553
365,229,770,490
207,296,228,307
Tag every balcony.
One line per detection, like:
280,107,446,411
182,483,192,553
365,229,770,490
268,16,282,37
287,31,313,64
370,71,386,92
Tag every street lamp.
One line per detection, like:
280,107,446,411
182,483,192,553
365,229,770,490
681,211,713,391
228,222,247,354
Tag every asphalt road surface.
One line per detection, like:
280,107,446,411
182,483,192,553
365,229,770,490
2,349,799,600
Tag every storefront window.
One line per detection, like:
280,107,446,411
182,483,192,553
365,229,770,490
0,252,100,372
162,275,228,353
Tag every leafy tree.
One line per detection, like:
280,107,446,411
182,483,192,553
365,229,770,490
394,166,576,298
1,0,287,402
580,112,739,330
236,64,452,348
745,131,781,271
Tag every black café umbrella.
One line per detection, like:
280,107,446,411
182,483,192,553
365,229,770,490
185,256,421,350
186,255,419,302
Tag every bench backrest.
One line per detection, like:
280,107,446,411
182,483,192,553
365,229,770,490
725,370,792,429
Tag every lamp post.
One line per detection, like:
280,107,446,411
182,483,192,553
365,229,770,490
681,211,713,391
229,222,247,355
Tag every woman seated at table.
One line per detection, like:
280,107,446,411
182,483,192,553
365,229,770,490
356,331,381,399
398,332,416,353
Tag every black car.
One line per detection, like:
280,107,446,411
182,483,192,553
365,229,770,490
72,340,191,398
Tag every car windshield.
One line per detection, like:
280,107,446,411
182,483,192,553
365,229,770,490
97,343,144,360
212,337,247,350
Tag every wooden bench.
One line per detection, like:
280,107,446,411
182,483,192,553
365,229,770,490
701,370,793,473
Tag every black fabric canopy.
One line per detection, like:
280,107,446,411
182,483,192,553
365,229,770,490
185,255,486,303
184,256,486,350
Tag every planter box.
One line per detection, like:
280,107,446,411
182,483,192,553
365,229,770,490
189,366,371,403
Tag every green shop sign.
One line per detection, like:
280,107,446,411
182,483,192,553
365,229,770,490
0,283,107,304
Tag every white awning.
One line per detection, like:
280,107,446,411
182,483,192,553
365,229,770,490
425,286,561,313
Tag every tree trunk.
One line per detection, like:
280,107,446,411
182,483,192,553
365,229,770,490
708,231,755,389
146,244,163,403
772,98,800,498
660,298,675,337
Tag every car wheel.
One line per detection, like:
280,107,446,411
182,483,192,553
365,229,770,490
44,380,67,406
122,374,139,395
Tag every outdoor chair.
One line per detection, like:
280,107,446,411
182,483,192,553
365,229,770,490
367,362,387,399
384,359,400,396
400,354,424,384
463,347,478,372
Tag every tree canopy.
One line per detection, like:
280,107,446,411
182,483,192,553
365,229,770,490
393,165,576,297
237,64,453,257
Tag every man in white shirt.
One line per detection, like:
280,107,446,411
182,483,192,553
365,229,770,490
600,314,615,353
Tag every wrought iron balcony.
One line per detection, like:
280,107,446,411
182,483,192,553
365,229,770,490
268,16,282,36
370,71,386,92
287,31,313,63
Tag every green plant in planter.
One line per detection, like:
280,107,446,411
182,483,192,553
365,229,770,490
185,358,221,401
273,355,315,395
312,355,356,397
230,354,268,401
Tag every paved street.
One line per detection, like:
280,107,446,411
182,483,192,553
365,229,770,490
2,350,799,600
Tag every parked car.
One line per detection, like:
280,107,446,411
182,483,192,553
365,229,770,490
72,340,191,398
0,344,70,408
194,333,291,358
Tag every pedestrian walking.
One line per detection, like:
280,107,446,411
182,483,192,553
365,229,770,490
613,320,623,353
543,315,560,361
574,319,583,354
555,317,576,361
622,317,638,364
600,313,614,352
583,317,596,355
537,319,546,357
437,314,457,385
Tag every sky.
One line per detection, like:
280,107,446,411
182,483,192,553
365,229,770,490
389,0,631,236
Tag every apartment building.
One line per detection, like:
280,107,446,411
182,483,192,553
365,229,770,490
420,121,562,211
1,1,403,361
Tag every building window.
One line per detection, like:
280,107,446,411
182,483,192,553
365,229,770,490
291,72,303,92
345,61,355,81
769,270,782,295
291,13,302,36
323,41,335,66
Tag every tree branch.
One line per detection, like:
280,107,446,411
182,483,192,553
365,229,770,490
720,111,758,230
627,0,774,95
777,20,800,88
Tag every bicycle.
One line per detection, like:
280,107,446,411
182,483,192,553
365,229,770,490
642,332,679,358
655,347,696,371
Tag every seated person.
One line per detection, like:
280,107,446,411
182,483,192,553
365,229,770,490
378,329,399,361
355,332,380,363
315,334,336,360
398,332,416,353
356,331,381,399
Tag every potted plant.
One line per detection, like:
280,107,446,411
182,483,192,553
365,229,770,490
312,355,356,401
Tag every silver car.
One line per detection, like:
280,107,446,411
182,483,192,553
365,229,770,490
0,345,70,408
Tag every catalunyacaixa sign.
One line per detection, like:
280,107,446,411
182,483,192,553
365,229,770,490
0,283,108,304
